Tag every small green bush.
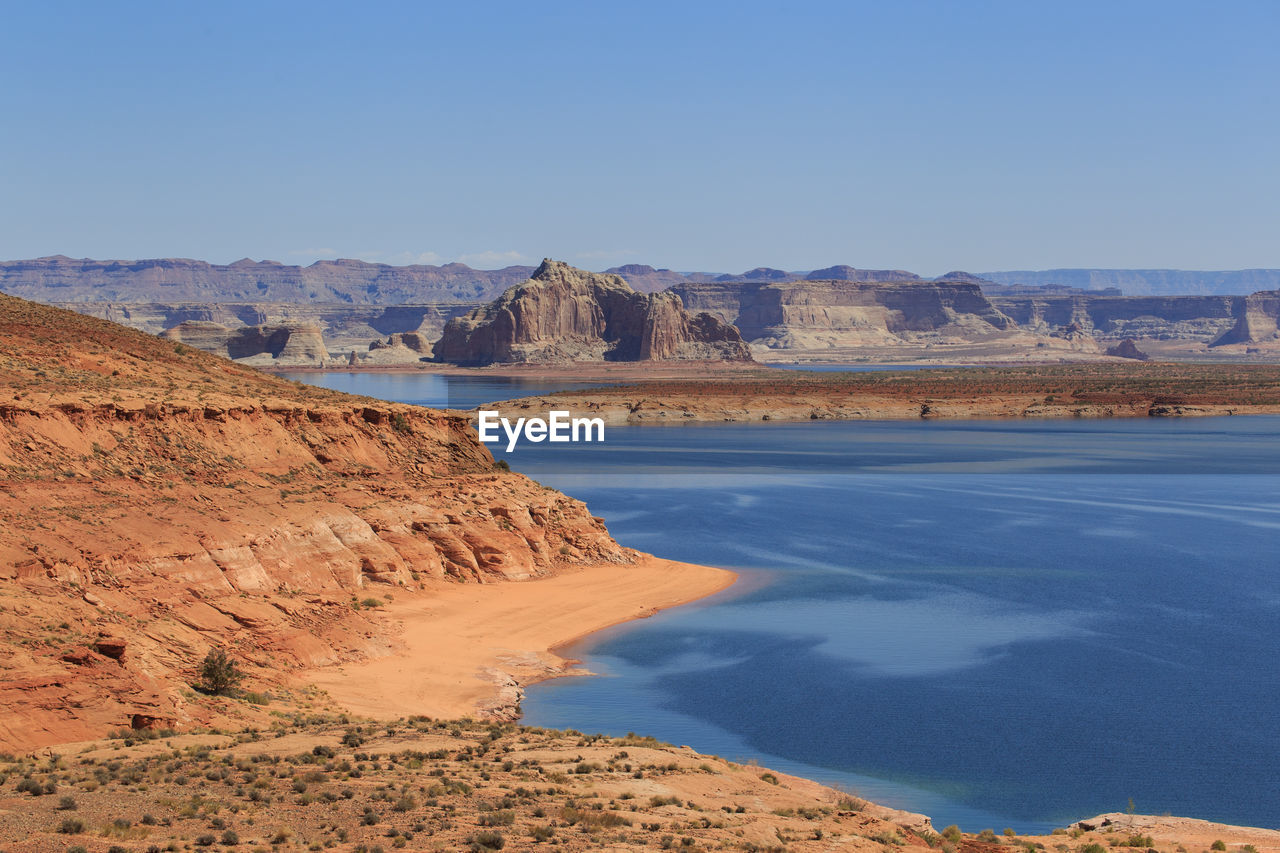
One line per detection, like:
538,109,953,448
1211,843,1226,852
196,648,243,696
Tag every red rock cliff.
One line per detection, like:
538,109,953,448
0,293,630,749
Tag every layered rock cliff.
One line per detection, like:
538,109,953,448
435,260,752,365
1211,290,1280,347
992,294,1240,342
671,279,1016,351
0,293,630,749
160,320,331,365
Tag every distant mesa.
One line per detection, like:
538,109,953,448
0,254,534,305
980,268,1280,297
434,259,752,365
807,265,923,282
934,270,995,285
716,267,796,283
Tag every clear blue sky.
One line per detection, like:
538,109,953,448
2,1,1276,275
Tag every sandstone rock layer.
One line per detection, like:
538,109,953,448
434,260,752,365
0,293,630,749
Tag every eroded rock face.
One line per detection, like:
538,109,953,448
434,260,752,364
0,293,632,749
161,321,330,365
672,279,1015,350
993,294,1240,342
1211,290,1280,347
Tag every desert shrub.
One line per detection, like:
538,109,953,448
942,825,963,843
1081,844,1107,853
195,834,215,846
221,829,239,845
1211,843,1226,852
468,830,505,851
478,809,514,826
978,829,1000,843
196,648,243,696
760,772,779,784
529,825,554,842
392,795,416,812
58,795,78,810
391,412,411,434
58,817,85,834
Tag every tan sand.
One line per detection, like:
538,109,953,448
303,556,736,721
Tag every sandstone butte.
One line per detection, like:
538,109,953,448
433,259,753,365
0,292,734,751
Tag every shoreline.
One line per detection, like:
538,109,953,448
299,555,737,722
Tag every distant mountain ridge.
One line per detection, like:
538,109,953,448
4,255,1280,302
979,269,1280,296
0,255,535,304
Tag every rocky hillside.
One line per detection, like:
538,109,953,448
0,293,631,750
434,260,752,365
1,256,533,304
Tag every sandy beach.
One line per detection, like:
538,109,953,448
303,556,737,721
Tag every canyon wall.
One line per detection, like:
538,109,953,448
991,294,1241,342
671,279,1017,350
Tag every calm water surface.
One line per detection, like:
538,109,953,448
288,371,1280,832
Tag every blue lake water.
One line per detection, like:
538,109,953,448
286,371,1280,832
278,370,606,410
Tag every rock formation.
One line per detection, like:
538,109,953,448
804,265,922,282
160,320,331,365
671,278,1017,352
992,294,1240,343
1105,338,1151,360
0,293,632,749
434,260,752,365
76,301,475,364
1211,290,1280,347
